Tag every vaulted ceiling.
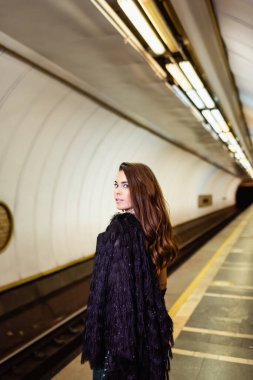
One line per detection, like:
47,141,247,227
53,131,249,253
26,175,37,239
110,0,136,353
214,0,253,151
0,0,252,178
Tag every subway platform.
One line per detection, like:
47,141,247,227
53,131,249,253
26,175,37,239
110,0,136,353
54,205,253,380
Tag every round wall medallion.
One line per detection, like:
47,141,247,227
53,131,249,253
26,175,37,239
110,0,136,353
0,202,13,253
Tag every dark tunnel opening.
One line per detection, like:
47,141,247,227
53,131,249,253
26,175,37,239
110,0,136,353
236,181,253,208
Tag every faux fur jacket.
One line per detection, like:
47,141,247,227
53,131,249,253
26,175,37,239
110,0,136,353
81,212,173,379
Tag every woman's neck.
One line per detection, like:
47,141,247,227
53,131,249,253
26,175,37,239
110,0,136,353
122,208,135,214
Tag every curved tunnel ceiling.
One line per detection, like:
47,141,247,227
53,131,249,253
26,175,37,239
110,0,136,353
214,0,253,148
0,0,252,178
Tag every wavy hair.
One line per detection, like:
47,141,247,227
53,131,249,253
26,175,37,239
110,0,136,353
119,162,177,273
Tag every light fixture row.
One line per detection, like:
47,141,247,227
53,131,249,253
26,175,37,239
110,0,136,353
118,0,179,55
105,0,253,177
167,60,251,173
170,63,251,173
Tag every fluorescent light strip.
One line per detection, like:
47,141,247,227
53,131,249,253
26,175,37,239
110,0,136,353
233,146,243,154
171,85,191,107
179,61,203,90
179,61,216,108
228,145,238,153
235,152,246,160
118,0,165,55
91,0,143,52
187,89,205,109
226,132,238,146
91,0,166,81
247,168,253,177
197,88,215,108
211,109,229,132
202,110,222,133
237,150,245,158
240,159,251,169
219,132,229,143
138,0,178,53
166,63,192,91
228,141,240,153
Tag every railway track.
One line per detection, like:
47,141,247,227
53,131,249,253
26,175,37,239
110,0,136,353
0,308,86,380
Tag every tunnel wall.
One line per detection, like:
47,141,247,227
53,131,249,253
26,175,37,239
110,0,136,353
0,50,240,287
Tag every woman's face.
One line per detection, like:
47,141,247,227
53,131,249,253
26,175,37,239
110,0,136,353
114,170,133,211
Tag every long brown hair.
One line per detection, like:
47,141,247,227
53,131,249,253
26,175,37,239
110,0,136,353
119,162,177,273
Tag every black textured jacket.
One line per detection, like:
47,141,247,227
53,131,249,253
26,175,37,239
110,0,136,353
82,212,173,379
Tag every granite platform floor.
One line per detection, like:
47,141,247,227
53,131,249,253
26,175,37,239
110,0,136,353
54,205,253,380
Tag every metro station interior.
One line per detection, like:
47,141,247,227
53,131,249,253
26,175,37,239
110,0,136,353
0,1,253,379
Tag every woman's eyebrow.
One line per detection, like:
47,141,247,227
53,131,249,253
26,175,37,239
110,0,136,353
114,180,128,184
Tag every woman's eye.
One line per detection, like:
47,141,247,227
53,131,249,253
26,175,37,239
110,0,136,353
123,184,129,188
114,183,118,188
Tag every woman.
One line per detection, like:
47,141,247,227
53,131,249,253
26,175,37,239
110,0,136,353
82,162,177,380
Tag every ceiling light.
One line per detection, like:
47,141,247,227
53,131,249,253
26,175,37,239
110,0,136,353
247,168,253,178
219,132,229,143
234,152,246,160
239,158,251,169
118,0,165,55
197,88,215,108
228,145,238,153
171,85,191,107
232,145,243,155
202,110,222,133
186,89,205,109
226,132,238,146
179,61,204,90
91,0,144,53
177,60,215,108
211,109,229,132
138,0,178,52
166,63,192,91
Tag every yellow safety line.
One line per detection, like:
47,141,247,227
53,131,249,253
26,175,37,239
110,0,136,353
168,208,253,318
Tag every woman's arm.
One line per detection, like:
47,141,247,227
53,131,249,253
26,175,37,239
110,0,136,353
159,266,167,294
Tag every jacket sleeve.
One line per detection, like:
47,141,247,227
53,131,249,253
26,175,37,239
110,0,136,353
105,233,138,368
81,218,138,370
81,232,111,368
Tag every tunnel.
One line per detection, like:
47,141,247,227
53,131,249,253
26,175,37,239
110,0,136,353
0,1,253,379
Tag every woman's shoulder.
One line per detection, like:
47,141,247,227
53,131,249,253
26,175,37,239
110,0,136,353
110,211,139,225
110,212,142,231
102,212,143,243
